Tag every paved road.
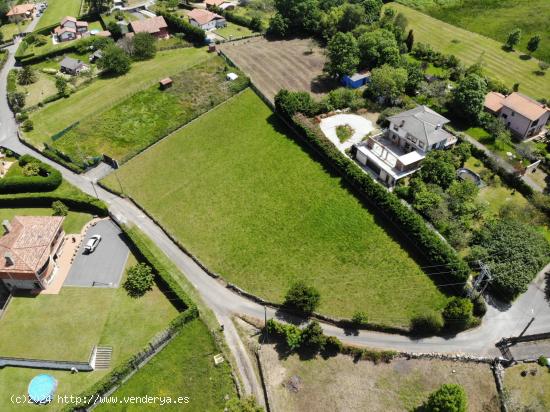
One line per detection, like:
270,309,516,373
1,29,549,403
65,220,129,287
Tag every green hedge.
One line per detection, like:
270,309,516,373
211,7,263,32
274,90,470,287
0,194,108,216
157,11,206,45
0,154,62,193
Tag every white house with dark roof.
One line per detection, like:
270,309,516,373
54,16,89,42
484,92,549,139
354,105,457,186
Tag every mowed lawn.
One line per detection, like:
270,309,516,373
96,319,236,412
52,56,248,166
102,89,448,326
0,207,91,234
25,48,209,147
387,3,550,99
35,0,83,30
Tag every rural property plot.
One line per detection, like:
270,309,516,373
219,37,333,102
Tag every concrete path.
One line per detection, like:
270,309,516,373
319,113,374,152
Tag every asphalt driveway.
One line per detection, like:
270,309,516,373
64,220,129,288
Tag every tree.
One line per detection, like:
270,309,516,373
275,89,319,117
272,0,321,36
419,150,457,189
338,3,365,33
368,64,408,104
527,35,541,55
325,32,359,77
442,297,473,330
8,91,26,111
85,0,111,14
224,396,264,412
301,320,326,351
452,74,487,122
351,311,368,326
424,384,468,412
131,32,156,60
21,119,34,132
17,66,37,85
55,76,69,96
97,44,131,75
404,60,424,95
106,21,122,40
51,201,69,216
361,0,382,24
267,13,289,37
283,281,320,315
123,263,154,297
357,28,399,68
405,29,414,52
505,28,521,50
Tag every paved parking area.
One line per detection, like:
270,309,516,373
64,220,129,288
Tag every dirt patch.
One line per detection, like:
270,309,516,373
504,363,550,411
219,37,336,102
259,344,500,412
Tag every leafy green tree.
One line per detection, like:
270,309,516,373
17,66,37,85
325,32,359,77
351,311,368,326
419,150,457,189
404,60,424,95
413,186,443,215
272,0,321,36
447,180,479,216
442,297,473,330
85,0,112,14
527,35,541,55
55,76,69,96
301,320,326,351
361,0,382,24
368,64,408,103
275,89,319,117
225,396,264,412
505,28,521,50
452,142,471,166
284,281,321,315
131,32,156,60
21,119,34,132
405,29,414,52
8,91,26,111
52,200,69,216
106,21,122,40
424,384,468,412
357,28,399,68
338,3,365,32
267,13,288,37
123,263,154,297
452,74,487,123
97,44,131,75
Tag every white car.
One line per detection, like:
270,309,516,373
84,235,101,254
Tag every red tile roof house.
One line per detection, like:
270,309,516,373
187,9,226,31
0,216,65,292
6,4,35,23
484,92,550,140
129,16,169,40
54,16,89,42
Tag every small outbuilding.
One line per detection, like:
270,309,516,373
159,77,173,90
60,56,86,75
341,72,370,89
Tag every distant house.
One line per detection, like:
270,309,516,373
187,9,226,31
205,0,237,11
484,92,550,140
6,4,35,23
341,72,370,89
354,105,457,187
0,216,65,292
54,16,89,42
129,16,169,40
60,56,86,75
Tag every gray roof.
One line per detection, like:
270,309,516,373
387,105,453,147
60,56,83,71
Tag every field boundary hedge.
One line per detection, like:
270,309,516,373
0,154,62,193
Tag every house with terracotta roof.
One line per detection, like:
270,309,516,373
6,4,35,23
54,16,89,42
205,0,237,11
187,9,226,31
484,92,550,139
0,216,65,292
129,16,169,39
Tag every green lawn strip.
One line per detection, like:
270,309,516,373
18,72,57,107
34,0,83,31
387,3,549,99
231,2,274,26
0,206,91,234
102,89,448,326
0,21,30,40
24,48,209,148
51,55,248,166
96,318,236,412
214,22,254,40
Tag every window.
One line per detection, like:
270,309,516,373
501,113,508,119
511,111,515,116
531,119,539,127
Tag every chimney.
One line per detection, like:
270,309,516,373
4,252,14,266
2,219,11,233
435,123,441,130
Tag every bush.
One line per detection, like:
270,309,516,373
21,119,34,132
0,155,62,193
98,44,131,76
22,161,40,177
131,32,156,60
424,383,468,412
442,297,473,330
225,396,263,412
323,335,343,355
283,281,321,315
266,319,302,350
472,294,487,317
410,311,444,335
537,355,548,367
351,311,369,326
52,200,69,216
300,320,326,352
123,263,154,297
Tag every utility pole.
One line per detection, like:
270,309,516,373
91,179,99,199
469,260,492,299
263,305,268,344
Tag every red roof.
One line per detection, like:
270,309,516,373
6,4,35,16
187,9,224,26
129,16,168,35
484,92,505,113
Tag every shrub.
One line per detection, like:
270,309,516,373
21,119,34,131
410,311,444,335
301,321,326,352
283,281,321,315
22,162,40,177
52,200,69,216
472,294,487,317
442,297,473,330
265,319,302,350
323,335,343,356
131,32,156,60
0,155,62,193
7,91,26,111
275,89,320,118
225,396,263,412
424,383,468,412
538,355,548,367
123,263,154,298
351,311,369,326
17,66,37,85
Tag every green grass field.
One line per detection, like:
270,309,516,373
35,0,83,31
0,207,91,234
396,0,550,63
504,364,550,411
51,56,248,167
96,319,237,412
24,48,209,148
387,3,550,99
0,21,30,40
214,22,254,40
102,89,448,326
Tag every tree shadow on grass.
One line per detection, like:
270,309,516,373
519,54,532,61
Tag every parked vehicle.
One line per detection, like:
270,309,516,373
84,235,102,254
